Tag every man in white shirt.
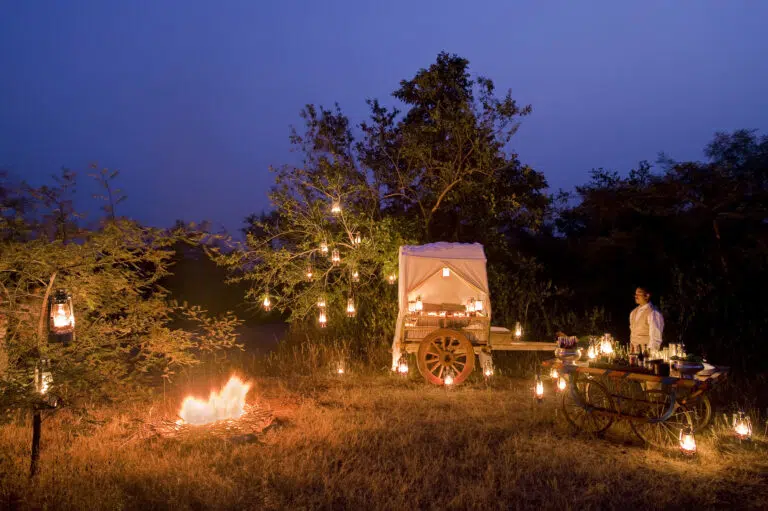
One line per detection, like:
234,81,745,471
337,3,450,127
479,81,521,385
630,286,664,351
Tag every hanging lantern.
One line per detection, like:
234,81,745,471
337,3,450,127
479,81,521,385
318,310,327,328
353,232,362,245
49,289,75,335
550,368,559,379
306,265,314,281
331,201,341,215
320,241,329,254
443,368,454,386
679,427,697,455
351,268,360,283
466,298,476,314
397,353,409,376
346,297,356,317
733,411,752,440
34,360,53,395
534,374,544,401
442,267,450,278
415,295,423,313
262,293,272,311
474,298,483,312
388,274,396,285
557,376,567,392
331,249,340,266
514,322,523,339
317,294,327,308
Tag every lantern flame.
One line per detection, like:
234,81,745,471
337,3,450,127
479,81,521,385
388,274,396,285
734,412,752,440
178,376,251,426
587,346,597,360
600,339,614,355
551,368,559,379
331,201,341,215
442,267,450,277
262,295,271,311
535,375,544,400
318,310,327,327
444,373,454,386
415,296,423,312
52,304,73,328
346,298,356,317
514,322,523,338
352,270,359,282
557,376,567,391
398,363,409,374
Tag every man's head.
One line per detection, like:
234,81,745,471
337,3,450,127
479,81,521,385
634,287,651,306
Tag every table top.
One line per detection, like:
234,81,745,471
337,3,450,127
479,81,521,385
542,358,729,388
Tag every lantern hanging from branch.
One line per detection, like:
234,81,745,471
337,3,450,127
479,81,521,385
351,268,359,283
514,322,523,339
320,241,329,254
331,249,340,266
353,232,362,246
388,273,396,285
318,309,327,328
262,293,272,312
679,426,697,455
317,293,327,308
733,411,752,440
346,297,356,317
442,267,450,278
534,374,544,401
34,360,53,395
331,201,341,215
49,290,75,336
306,265,314,281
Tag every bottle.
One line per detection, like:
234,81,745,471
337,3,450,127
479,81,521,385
629,345,636,366
637,346,645,367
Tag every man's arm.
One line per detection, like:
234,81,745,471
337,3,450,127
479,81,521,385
648,309,664,350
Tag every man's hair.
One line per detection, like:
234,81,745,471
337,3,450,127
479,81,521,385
636,286,652,296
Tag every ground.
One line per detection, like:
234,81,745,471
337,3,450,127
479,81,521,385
1,375,766,510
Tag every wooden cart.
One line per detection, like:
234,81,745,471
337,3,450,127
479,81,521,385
542,359,728,447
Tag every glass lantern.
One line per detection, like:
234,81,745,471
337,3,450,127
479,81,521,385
534,374,544,401
514,322,523,339
388,274,396,285
733,411,752,440
331,201,341,215
353,232,362,245
346,297,356,317
351,268,360,283
317,294,327,308
49,290,75,336
318,310,327,328
331,249,341,266
320,241,329,254
262,293,272,311
397,353,409,377
415,295,423,313
306,265,314,281
679,426,697,455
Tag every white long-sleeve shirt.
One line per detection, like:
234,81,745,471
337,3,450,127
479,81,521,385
629,303,664,350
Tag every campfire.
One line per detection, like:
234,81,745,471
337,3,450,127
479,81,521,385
178,376,251,426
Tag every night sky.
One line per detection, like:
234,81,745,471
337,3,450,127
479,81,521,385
2,1,767,234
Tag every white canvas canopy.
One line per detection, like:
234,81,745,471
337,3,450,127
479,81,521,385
391,242,491,370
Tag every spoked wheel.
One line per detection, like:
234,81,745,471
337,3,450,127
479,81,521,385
417,329,475,385
562,375,616,435
685,394,712,432
630,390,693,448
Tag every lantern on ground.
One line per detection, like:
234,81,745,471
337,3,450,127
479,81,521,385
534,374,544,401
388,274,396,285
442,267,450,278
306,265,314,281
415,295,423,313
331,249,340,266
733,411,752,440
679,426,697,456
443,368,454,386
331,201,341,215
346,297,356,317
262,293,272,312
317,294,327,308
318,310,327,328
557,376,567,392
514,322,523,339
335,360,345,375
397,353,409,377
483,360,494,381
320,241,329,254
353,232,362,246
49,290,75,336
351,268,359,283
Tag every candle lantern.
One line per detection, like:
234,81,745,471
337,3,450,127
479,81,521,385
514,322,523,339
482,360,494,381
351,268,360,283
49,290,75,336
557,376,567,392
331,201,341,215
335,360,345,375
397,353,409,377
388,274,396,285
443,368,455,386
679,426,697,455
534,374,544,401
320,241,329,254
318,310,327,328
442,267,450,278
34,359,53,395
317,294,327,308
466,298,476,314
600,335,614,356
353,232,362,245
262,294,272,311
331,249,341,266
415,295,423,313
733,411,752,440
346,297,356,317
587,345,597,360
306,265,314,281
550,368,559,379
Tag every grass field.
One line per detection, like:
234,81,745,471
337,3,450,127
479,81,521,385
1,372,766,510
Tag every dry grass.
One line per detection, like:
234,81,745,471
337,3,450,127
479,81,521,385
1,375,766,510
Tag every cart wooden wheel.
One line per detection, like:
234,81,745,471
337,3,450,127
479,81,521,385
417,328,475,385
685,394,712,433
630,390,693,448
562,375,615,435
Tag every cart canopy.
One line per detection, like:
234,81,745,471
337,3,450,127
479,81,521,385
392,242,490,369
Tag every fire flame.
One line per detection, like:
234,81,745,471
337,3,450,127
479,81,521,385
178,376,251,426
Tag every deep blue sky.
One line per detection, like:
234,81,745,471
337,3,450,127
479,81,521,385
2,1,767,234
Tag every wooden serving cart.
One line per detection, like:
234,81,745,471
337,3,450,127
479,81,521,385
542,359,728,447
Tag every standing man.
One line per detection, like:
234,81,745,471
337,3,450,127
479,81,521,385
630,286,664,352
